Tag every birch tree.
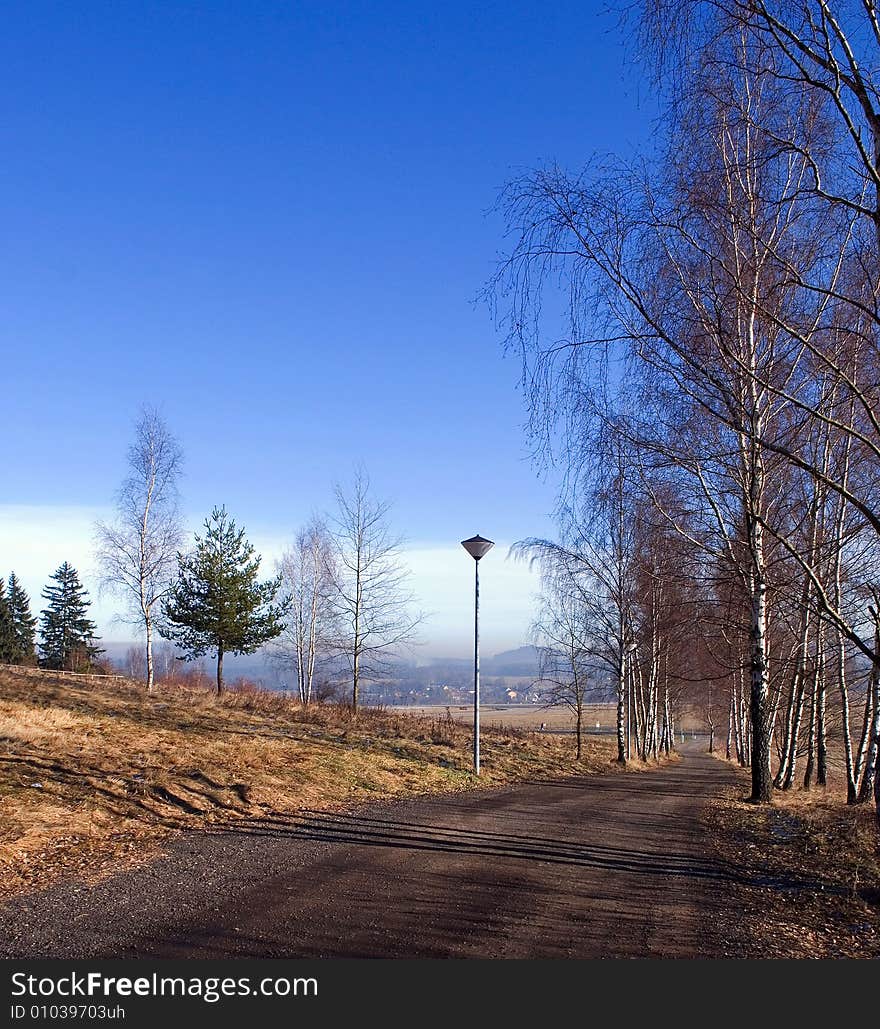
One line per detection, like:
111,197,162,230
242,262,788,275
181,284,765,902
273,518,339,705
636,0,880,821
514,424,639,764
529,549,600,760
488,38,813,797
330,470,422,712
95,407,183,691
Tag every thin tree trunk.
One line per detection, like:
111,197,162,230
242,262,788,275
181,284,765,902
662,681,671,755
306,593,317,705
861,668,880,808
139,465,155,694
352,646,359,713
632,658,644,760
616,643,627,764
816,641,827,787
828,448,858,801
625,661,632,761
749,562,772,802
738,665,751,767
726,691,734,760
776,676,796,786
631,658,640,757
216,643,224,696
145,615,154,693
781,671,808,789
858,623,880,805
296,596,307,704
778,606,811,790
838,627,858,803
803,618,826,790
803,669,817,790
854,680,874,800
352,558,361,713
733,672,744,763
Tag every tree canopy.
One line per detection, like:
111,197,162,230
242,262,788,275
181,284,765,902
38,563,102,671
6,573,36,665
160,506,288,693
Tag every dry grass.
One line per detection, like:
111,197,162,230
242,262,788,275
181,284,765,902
707,756,880,958
400,704,613,732
0,668,615,900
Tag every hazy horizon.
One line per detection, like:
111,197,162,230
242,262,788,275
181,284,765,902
0,502,543,660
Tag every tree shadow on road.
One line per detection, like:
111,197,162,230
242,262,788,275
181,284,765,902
201,808,828,894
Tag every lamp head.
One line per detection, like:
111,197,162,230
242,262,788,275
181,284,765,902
461,534,494,561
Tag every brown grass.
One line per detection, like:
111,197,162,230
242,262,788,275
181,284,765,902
0,668,616,900
707,756,880,958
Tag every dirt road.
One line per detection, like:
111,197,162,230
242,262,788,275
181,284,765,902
0,746,745,958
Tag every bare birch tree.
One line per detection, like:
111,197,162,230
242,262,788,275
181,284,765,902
95,407,183,691
636,0,880,822
488,40,811,797
273,517,339,705
529,549,600,760
484,0,880,823
514,423,640,765
330,469,422,712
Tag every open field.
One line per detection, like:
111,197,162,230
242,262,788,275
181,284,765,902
0,667,615,901
398,703,707,733
398,703,597,731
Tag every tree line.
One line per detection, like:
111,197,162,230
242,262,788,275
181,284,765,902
0,564,101,672
489,0,880,825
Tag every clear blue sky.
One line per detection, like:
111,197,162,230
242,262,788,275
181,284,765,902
2,1,653,654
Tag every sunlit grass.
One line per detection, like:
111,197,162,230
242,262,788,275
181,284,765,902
0,667,615,899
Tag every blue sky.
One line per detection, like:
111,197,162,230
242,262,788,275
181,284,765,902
1,2,653,656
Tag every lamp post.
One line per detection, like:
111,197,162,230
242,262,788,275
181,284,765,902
461,534,494,774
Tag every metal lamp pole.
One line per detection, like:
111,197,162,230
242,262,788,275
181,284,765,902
461,535,494,775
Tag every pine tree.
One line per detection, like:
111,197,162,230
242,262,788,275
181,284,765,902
160,507,288,694
0,577,16,663
7,573,37,665
39,563,103,671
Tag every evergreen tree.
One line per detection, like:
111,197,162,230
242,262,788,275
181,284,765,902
0,577,15,663
160,507,288,694
7,572,37,665
39,563,102,671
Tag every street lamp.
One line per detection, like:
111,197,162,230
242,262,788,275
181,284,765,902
461,534,494,774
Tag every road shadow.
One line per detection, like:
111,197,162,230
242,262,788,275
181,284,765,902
197,807,826,894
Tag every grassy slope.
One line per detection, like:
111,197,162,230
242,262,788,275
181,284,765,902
707,756,880,958
0,667,615,900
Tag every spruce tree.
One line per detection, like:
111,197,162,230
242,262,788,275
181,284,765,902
7,572,37,665
0,577,15,664
39,563,102,671
160,507,288,694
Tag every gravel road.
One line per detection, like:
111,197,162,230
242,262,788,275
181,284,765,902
0,745,743,958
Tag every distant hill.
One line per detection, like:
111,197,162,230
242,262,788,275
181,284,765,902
104,640,539,689
402,646,539,679
482,646,539,677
